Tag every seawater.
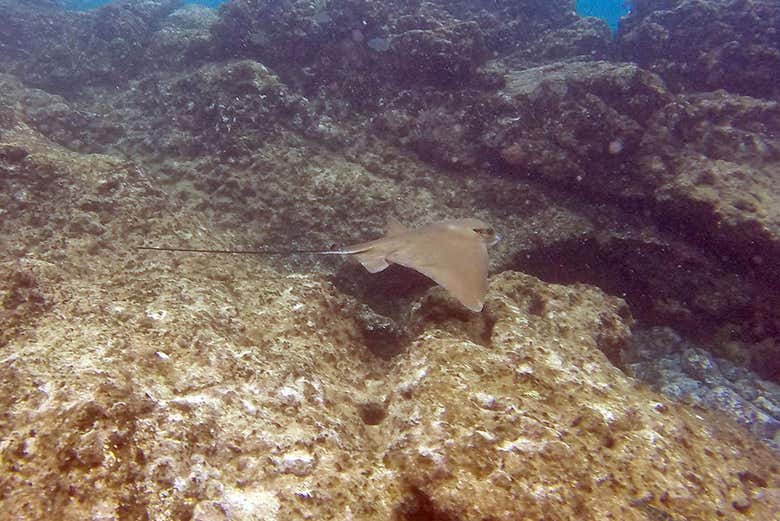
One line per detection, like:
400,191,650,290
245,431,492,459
575,0,632,33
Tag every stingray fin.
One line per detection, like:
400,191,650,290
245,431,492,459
354,249,390,273
385,217,408,237
386,231,489,312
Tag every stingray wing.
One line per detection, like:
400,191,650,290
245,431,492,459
386,229,489,312
329,238,391,273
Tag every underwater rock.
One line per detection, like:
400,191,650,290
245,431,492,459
67,60,315,160
389,21,489,88
492,60,672,188
0,0,79,60
0,73,122,154
2,0,775,402
443,0,579,54
2,67,780,519
2,164,780,520
210,0,583,103
0,266,51,348
145,5,220,71
478,65,779,356
91,0,181,43
503,16,613,68
0,0,200,95
629,326,780,452
210,0,393,93
373,59,670,171
393,103,483,169
617,0,780,99
637,91,780,297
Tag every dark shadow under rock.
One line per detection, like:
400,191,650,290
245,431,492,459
332,262,436,320
508,230,779,356
351,301,412,360
394,487,460,521
334,263,497,356
407,289,497,349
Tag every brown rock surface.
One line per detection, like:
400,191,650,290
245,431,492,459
637,91,780,277
492,60,673,190
1,122,779,520
617,0,780,100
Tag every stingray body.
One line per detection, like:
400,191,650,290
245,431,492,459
321,218,499,312
139,218,499,312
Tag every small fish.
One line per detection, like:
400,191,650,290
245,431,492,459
311,11,331,24
139,218,500,312
366,37,391,52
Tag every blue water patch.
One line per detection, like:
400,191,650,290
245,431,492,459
63,0,226,10
575,0,632,33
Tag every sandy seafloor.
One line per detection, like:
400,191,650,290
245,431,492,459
1,0,780,519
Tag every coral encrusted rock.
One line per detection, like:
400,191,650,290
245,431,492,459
1,119,778,518
617,0,780,99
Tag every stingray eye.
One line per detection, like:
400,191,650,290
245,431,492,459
473,227,494,236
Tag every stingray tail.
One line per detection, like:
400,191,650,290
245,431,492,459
137,246,337,255
136,244,388,271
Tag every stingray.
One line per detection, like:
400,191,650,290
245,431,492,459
139,218,500,312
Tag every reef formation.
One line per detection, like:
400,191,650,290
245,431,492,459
1,0,779,519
